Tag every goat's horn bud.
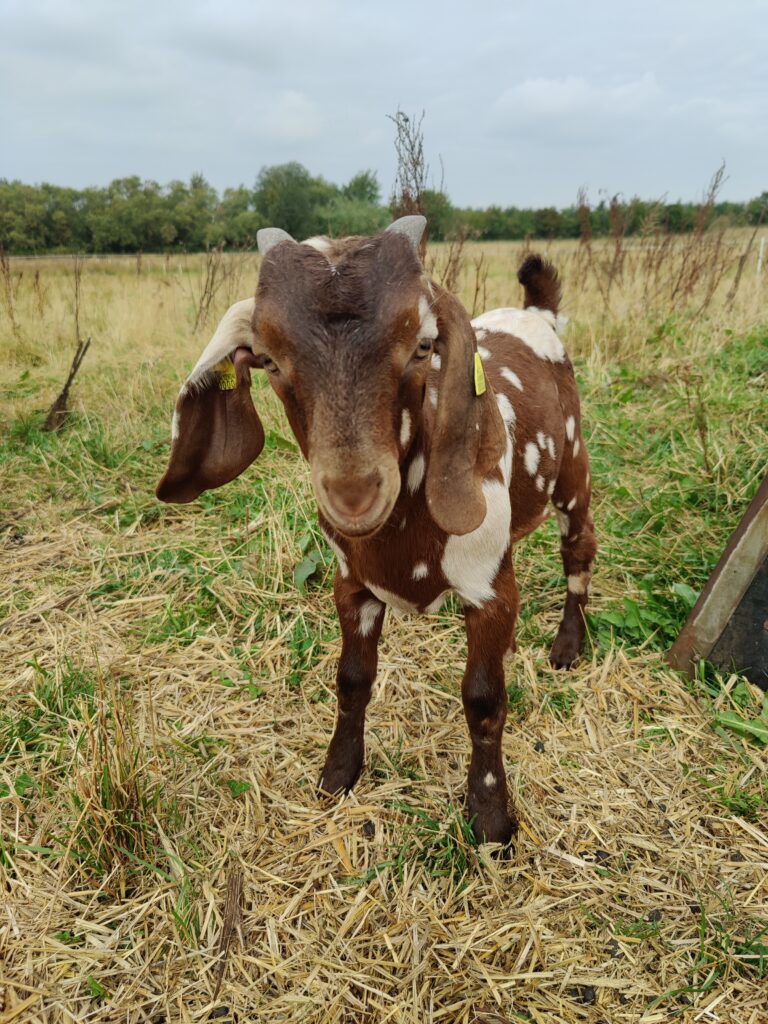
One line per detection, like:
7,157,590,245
257,227,296,256
385,215,427,252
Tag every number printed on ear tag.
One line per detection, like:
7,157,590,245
473,352,486,396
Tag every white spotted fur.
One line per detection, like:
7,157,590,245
471,308,565,363
441,479,511,608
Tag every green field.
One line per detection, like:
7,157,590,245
1,237,767,1023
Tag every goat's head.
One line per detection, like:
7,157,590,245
156,217,505,538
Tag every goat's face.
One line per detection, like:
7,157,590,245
252,229,437,538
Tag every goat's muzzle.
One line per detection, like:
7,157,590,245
315,463,400,538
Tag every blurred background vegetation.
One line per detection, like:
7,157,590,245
2,162,767,253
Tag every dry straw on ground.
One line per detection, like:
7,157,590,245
1,235,767,1023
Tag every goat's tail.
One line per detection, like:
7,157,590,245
518,254,561,315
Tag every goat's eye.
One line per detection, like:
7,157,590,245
260,355,278,373
414,339,432,359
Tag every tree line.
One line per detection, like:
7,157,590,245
1,162,765,254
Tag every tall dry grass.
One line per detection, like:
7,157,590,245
0,234,766,1023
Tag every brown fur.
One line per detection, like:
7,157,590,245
156,224,597,847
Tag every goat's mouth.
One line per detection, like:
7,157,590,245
312,461,401,539
317,490,398,539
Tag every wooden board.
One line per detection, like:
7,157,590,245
667,474,768,690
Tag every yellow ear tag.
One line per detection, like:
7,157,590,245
473,352,486,396
213,359,237,391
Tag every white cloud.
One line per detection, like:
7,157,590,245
493,73,661,141
260,90,325,144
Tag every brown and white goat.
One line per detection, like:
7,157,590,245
156,217,596,845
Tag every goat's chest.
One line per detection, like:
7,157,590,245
320,470,513,612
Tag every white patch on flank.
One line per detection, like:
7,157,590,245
364,583,418,616
428,387,439,408
568,572,590,595
441,479,512,608
524,442,540,476
431,353,441,371
547,479,556,496
358,599,384,636
567,496,577,511
407,452,426,493
535,474,545,492
171,408,181,442
565,415,576,442
477,345,492,362
400,409,411,448
498,432,514,488
471,308,565,362
556,511,570,536
495,393,516,427
573,438,581,458
321,527,349,578
484,772,496,788
526,306,569,335
537,431,547,450
302,236,332,254
418,294,438,341
412,561,429,581
546,436,556,460
500,367,523,391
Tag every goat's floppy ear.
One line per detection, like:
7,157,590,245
156,298,265,504
425,286,507,535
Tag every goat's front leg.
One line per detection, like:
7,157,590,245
462,555,519,846
318,572,384,795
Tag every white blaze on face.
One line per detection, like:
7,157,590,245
418,294,438,342
400,409,412,448
471,308,566,362
441,479,512,608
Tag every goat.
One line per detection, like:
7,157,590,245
156,216,596,845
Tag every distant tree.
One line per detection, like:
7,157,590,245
418,189,454,241
316,197,388,237
343,170,381,205
253,162,338,239
532,207,562,238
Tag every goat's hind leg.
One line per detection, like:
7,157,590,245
550,433,597,669
319,573,384,795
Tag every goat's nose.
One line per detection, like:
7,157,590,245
322,471,381,521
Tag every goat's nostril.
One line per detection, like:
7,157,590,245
323,472,381,520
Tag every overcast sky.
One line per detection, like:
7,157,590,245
2,0,766,207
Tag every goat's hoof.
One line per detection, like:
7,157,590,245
317,761,361,797
470,806,518,849
549,630,583,669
